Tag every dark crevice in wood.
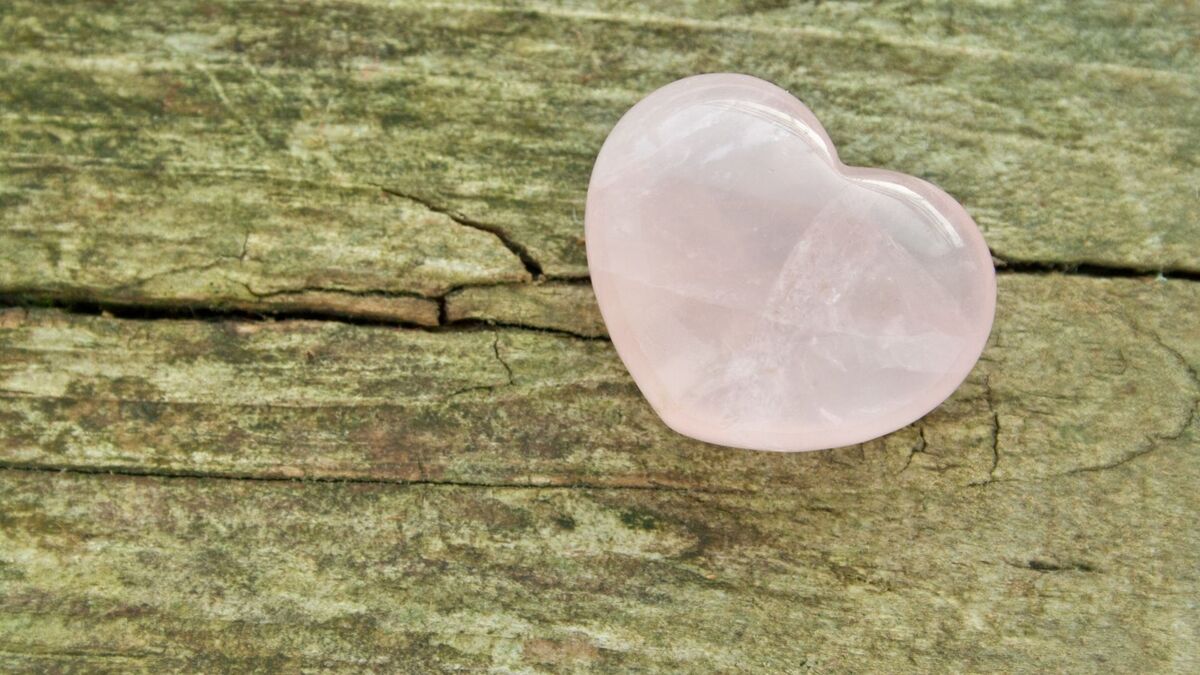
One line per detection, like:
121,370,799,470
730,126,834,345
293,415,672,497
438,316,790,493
0,462,744,495
991,255,1200,281
967,375,1002,487
448,317,608,341
0,292,442,330
436,295,450,325
235,282,434,302
375,185,545,278
0,293,606,340
1,257,1195,338
896,426,927,475
984,374,1001,482
540,274,594,285
1009,558,1098,573
492,332,516,385
1056,312,1200,477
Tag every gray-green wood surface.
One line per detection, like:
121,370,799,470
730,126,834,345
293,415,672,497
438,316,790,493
1,1,1198,672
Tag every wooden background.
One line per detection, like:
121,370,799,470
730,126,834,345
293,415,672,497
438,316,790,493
1,1,1198,671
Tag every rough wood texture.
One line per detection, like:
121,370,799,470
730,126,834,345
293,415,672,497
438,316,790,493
1,1,1199,672
2,276,1197,488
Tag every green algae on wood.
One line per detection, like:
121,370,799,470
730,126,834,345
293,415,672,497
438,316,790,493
2,1,1199,671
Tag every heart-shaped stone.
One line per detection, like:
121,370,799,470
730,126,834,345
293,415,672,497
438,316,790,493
585,74,995,452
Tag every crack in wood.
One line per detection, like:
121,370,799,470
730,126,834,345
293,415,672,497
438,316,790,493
1007,558,1098,573
896,426,927,475
967,374,1002,486
1056,312,1200,476
375,185,545,279
0,292,610,340
3,253,1194,337
0,462,746,495
991,254,1200,282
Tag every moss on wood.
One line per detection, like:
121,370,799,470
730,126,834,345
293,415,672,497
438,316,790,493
1,1,1199,671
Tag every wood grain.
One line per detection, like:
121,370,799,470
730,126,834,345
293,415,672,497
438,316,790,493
1,0,1198,671
0,276,1195,489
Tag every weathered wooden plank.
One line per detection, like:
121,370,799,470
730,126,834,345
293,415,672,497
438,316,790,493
1,432,1197,672
2,2,1199,670
2,0,1197,326
0,171,523,324
2,276,1196,491
561,0,1200,74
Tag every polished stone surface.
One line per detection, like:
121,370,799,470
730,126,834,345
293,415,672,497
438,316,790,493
586,74,996,452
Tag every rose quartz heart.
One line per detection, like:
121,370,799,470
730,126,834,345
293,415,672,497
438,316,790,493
585,73,996,452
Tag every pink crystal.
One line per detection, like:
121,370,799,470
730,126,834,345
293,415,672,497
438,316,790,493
585,74,996,452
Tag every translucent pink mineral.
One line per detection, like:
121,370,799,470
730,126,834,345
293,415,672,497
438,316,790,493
585,74,996,452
